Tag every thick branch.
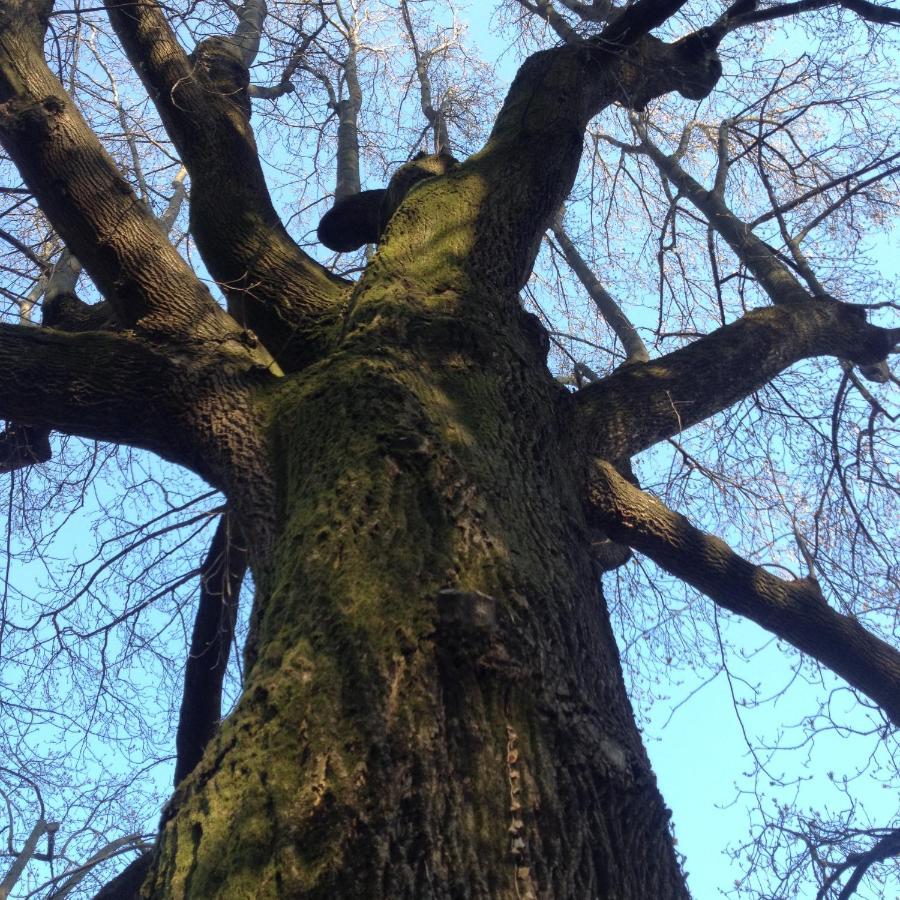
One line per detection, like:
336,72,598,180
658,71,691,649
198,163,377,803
0,324,222,478
0,819,56,899
575,300,899,459
104,0,349,370
590,460,900,726
373,30,723,300
599,0,691,45
174,513,247,785
232,0,267,65
0,1,241,347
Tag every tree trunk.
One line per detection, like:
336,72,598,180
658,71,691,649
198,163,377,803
143,285,688,898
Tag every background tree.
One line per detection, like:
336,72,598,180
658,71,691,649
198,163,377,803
0,0,898,897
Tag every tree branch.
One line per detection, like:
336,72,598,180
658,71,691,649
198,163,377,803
633,117,814,306
0,324,224,479
514,0,584,45
333,34,363,201
726,0,900,32
400,0,450,151
575,299,899,459
104,0,350,370
599,0,691,45
0,818,57,899
174,512,247,785
589,459,900,727
371,29,724,301
0,424,51,474
0,0,244,350
550,211,649,362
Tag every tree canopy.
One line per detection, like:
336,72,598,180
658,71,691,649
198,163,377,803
0,1,899,897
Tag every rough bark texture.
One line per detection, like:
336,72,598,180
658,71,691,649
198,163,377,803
144,287,689,899
0,1,897,897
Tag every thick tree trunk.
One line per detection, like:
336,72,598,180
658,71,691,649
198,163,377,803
142,286,688,898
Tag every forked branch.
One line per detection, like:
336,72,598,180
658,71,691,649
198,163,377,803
0,0,242,348
104,0,349,369
372,27,724,301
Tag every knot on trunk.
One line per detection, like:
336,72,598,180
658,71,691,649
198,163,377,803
317,150,459,252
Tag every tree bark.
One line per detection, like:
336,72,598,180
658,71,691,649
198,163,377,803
1,1,897,895
142,278,689,898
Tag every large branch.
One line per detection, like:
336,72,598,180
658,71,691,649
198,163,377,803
589,460,900,727
371,28,724,303
104,0,349,370
0,323,223,480
575,299,899,459
174,513,247,785
0,0,243,350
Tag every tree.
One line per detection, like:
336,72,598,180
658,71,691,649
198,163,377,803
0,0,899,896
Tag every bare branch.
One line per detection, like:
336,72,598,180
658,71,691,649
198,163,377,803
549,210,649,362
104,0,350,370
726,0,900,33
175,512,248,785
400,0,451,150
633,117,815,306
0,818,57,899
0,1,245,349
589,459,900,726
575,299,899,459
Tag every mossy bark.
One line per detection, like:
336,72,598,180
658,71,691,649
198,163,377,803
142,276,689,898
